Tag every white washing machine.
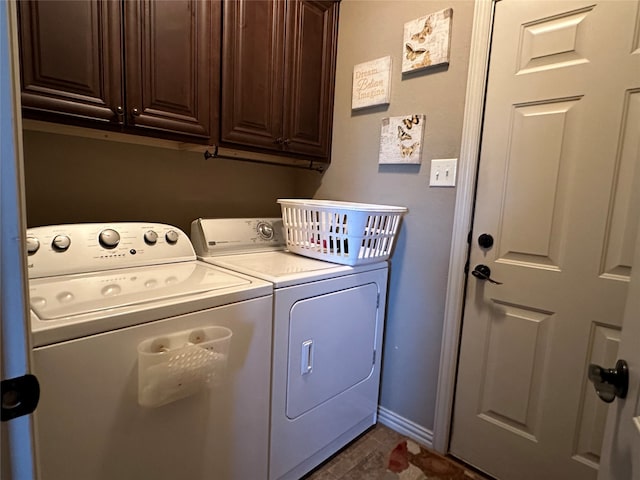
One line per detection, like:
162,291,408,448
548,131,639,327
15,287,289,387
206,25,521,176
191,218,389,480
26,222,273,480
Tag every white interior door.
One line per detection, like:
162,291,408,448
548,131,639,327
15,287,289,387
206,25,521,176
598,211,640,480
1,1,37,479
450,1,640,479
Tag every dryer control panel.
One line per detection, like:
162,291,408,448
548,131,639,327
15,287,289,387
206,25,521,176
26,223,195,279
192,218,285,257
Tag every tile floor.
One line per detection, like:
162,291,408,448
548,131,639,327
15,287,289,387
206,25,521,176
302,424,492,480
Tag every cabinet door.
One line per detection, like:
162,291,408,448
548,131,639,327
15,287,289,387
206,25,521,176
283,0,339,159
220,0,286,152
18,0,123,124
124,0,219,142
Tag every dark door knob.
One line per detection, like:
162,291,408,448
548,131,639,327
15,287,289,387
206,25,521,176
1,374,40,422
478,233,494,249
588,359,628,403
471,264,503,284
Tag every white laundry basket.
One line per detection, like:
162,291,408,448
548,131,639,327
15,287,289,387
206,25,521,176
278,199,408,266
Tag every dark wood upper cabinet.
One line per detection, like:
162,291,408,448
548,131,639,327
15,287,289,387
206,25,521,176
221,0,286,152
18,0,219,143
283,1,339,158
18,1,123,123
124,0,219,141
221,0,339,161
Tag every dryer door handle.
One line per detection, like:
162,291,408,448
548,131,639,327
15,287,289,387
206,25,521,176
301,340,314,375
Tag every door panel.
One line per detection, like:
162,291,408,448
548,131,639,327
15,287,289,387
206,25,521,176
283,0,338,158
602,90,640,280
220,0,286,151
124,0,218,140
18,0,122,123
477,302,554,442
451,1,640,479
516,6,593,74
497,98,579,269
575,325,620,466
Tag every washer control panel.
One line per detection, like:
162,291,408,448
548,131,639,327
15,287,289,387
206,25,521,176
26,223,195,279
191,218,285,256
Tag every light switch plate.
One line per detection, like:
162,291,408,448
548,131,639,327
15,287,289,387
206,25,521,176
429,158,457,187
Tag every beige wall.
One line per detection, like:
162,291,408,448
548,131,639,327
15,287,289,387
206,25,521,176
297,0,475,432
23,130,298,233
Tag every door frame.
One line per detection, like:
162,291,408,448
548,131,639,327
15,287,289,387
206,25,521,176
1,0,38,477
432,0,496,453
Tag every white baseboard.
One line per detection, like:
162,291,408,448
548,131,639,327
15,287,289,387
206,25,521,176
377,406,434,449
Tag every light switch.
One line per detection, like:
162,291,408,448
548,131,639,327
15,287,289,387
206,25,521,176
429,158,457,187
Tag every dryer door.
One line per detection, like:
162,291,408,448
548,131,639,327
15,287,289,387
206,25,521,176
286,283,378,419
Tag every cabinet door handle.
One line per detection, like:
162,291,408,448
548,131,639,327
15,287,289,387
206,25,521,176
282,138,291,145
115,106,124,116
274,137,284,144
131,108,141,116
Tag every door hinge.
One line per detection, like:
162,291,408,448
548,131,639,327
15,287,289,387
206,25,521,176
376,293,380,308
372,350,376,365
1,374,40,422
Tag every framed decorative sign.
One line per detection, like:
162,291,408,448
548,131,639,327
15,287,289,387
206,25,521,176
352,56,392,110
402,8,453,74
378,114,426,164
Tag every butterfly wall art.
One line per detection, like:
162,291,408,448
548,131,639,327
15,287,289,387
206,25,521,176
378,114,426,164
402,8,453,74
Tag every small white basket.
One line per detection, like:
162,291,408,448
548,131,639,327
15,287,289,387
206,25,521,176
137,326,232,408
278,199,408,266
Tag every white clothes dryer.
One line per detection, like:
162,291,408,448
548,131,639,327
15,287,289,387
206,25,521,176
27,222,273,480
191,218,389,480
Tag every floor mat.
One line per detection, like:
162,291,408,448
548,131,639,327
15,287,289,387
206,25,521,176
305,424,490,480
388,439,476,479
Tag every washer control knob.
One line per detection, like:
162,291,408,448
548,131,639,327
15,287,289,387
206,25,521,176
26,236,40,255
52,235,71,252
165,230,179,244
144,230,158,245
99,229,120,249
257,222,274,240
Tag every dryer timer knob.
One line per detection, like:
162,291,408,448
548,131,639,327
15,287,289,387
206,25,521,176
257,222,274,240
165,230,179,244
99,229,120,249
